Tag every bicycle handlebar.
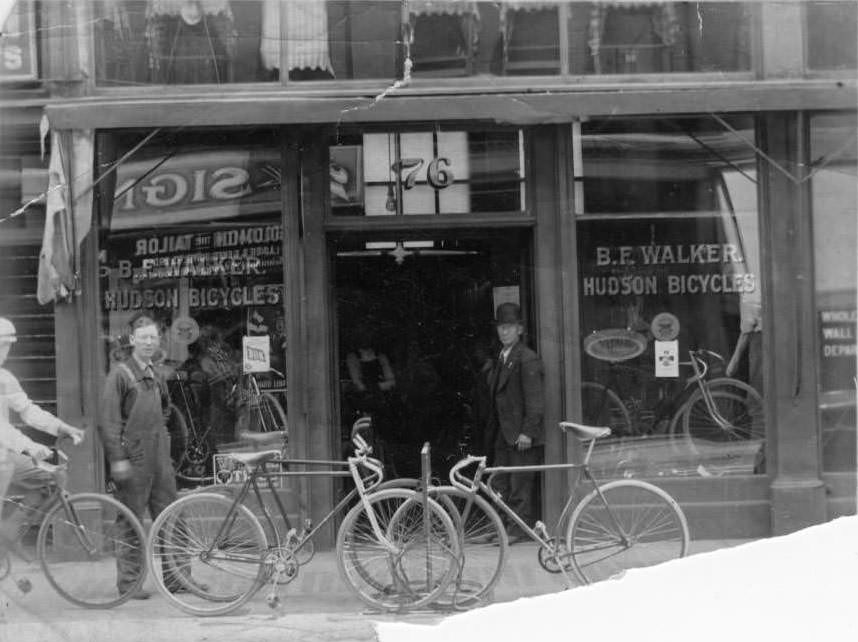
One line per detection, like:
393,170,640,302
352,433,371,456
31,448,68,475
449,455,486,493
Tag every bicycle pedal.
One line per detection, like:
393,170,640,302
16,577,32,594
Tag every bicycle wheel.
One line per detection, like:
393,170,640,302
682,378,764,450
38,493,147,609
566,480,689,585
148,493,269,616
249,392,287,433
336,488,458,611
582,382,633,436
428,486,507,609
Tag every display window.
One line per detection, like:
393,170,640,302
576,116,766,479
98,128,287,487
811,112,857,473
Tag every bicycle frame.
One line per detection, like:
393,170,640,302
685,351,743,431
200,448,397,567
2,453,100,558
449,436,641,587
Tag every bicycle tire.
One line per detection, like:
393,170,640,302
37,493,148,609
426,486,507,609
582,381,633,436
681,378,764,450
250,392,287,433
566,479,689,585
148,493,269,617
336,488,458,611
167,403,190,464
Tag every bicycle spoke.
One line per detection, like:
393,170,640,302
568,481,688,584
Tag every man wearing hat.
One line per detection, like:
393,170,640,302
487,302,544,544
0,317,85,552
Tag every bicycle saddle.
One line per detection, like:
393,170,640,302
227,450,281,467
558,421,612,441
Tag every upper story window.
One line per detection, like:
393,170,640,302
92,1,754,87
806,1,857,72
329,128,525,217
1,0,39,83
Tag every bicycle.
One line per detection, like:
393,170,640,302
582,333,764,470
0,447,148,608
167,367,288,485
232,368,288,434
145,420,460,616
418,420,690,609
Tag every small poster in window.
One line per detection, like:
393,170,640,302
655,340,679,378
243,335,270,373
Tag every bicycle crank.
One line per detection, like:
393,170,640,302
537,538,573,574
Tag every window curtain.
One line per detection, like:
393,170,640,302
260,0,333,76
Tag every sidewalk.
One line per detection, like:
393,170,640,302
0,539,751,642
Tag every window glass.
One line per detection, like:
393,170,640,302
98,129,287,487
806,1,858,71
0,0,39,82
91,1,754,85
329,129,524,216
576,116,766,479
578,1,752,74
94,0,287,85
811,112,857,473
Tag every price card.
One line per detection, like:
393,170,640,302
655,340,679,378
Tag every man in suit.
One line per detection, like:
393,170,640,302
488,302,544,544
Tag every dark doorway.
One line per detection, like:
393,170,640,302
332,231,533,481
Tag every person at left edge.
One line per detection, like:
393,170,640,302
0,317,85,553
99,312,203,599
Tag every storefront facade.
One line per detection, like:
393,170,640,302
2,1,856,544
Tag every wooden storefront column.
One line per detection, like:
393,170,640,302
759,112,826,535
292,130,337,545
530,125,576,526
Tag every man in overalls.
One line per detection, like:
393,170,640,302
100,312,193,599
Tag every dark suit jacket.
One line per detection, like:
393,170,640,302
489,341,545,446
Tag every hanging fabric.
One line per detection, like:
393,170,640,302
260,0,333,76
37,129,94,304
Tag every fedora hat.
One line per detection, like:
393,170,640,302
494,302,523,325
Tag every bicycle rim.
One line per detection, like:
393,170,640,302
38,493,147,609
336,489,458,611
566,480,689,585
429,486,507,610
255,393,287,433
148,493,268,616
683,379,764,448
582,382,633,435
